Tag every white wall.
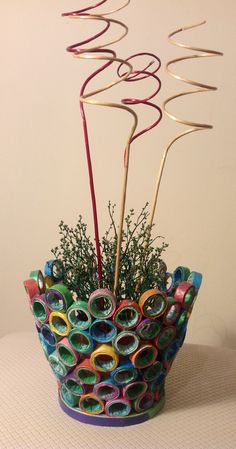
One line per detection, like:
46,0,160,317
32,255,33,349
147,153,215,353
1,0,236,348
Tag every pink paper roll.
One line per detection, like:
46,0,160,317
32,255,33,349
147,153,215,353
57,337,80,367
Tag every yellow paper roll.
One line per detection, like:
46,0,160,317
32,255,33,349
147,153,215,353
49,311,71,337
90,344,119,373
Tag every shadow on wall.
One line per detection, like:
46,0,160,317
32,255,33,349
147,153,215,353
165,343,236,412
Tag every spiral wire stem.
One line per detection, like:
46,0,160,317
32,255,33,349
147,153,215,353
63,1,162,294
147,21,223,235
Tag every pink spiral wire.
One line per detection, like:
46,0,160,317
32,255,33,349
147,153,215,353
62,2,162,291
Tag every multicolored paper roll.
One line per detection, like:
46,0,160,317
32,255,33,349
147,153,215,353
173,266,191,285
88,289,116,319
65,374,86,396
113,300,142,330
90,319,117,343
44,259,64,282
136,319,162,340
132,392,154,412
123,381,147,400
29,270,45,294
176,310,188,333
162,340,180,369
111,360,138,385
44,276,54,290
38,332,51,358
154,326,176,350
113,330,139,355
60,383,79,408
74,359,101,385
49,311,71,337
105,398,131,417
174,281,196,309
32,295,50,324
79,393,104,415
187,271,203,290
68,329,94,354
40,323,58,349
23,279,40,303
45,284,73,312
130,343,158,369
162,272,174,294
93,379,120,401
163,297,181,325
90,344,119,373
67,300,92,330
139,289,167,318
142,360,163,382
48,351,68,379
57,337,79,367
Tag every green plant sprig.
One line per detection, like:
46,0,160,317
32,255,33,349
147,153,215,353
51,202,168,301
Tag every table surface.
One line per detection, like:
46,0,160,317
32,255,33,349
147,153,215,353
0,332,236,449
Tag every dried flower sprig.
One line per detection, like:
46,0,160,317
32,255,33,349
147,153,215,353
51,203,168,301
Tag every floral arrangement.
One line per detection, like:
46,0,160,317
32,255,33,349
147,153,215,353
23,1,222,426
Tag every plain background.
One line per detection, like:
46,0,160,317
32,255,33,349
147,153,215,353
1,0,235,348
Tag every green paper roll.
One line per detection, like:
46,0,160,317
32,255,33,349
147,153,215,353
46,284,73,312
67,300,92,330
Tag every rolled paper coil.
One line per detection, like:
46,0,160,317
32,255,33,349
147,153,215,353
130,343,158,369
113,331,139,355
48,351,68,379
136,319,162,340
60,383,79,408
74,359,101,385
79,393,104,415
90,319,117,343
113,300,142,330
162,340,180,368
123,381,148,400
32,295,50,324
29,270,45,293
105,398,131,417
44,259,64,282
49,311,71,337
154,326,176,351
40,323,58,349
93,379,120,401
142,360,163,382
57,337,79,367
38,332,51,358
111,360,138,385
187,271,203,290
65,375,86,396
177,321,188,347
163,297,181,325
156,370,166,387
23,279,40,303
162,272,174,294
44,276,54,290
67,300,92,330
45,284,73,312
68,329,94,354
138,289,167,318
174,281,196,309
90,344,119,373
176,310,188,333
173,266,191,285
88,289,116,319
133,392,154,413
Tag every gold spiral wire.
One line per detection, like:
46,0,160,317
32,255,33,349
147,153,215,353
148,21,223,230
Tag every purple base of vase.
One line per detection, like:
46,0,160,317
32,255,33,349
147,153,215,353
59,394,165,427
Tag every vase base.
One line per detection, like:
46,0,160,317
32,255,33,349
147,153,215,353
59,393,165,427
